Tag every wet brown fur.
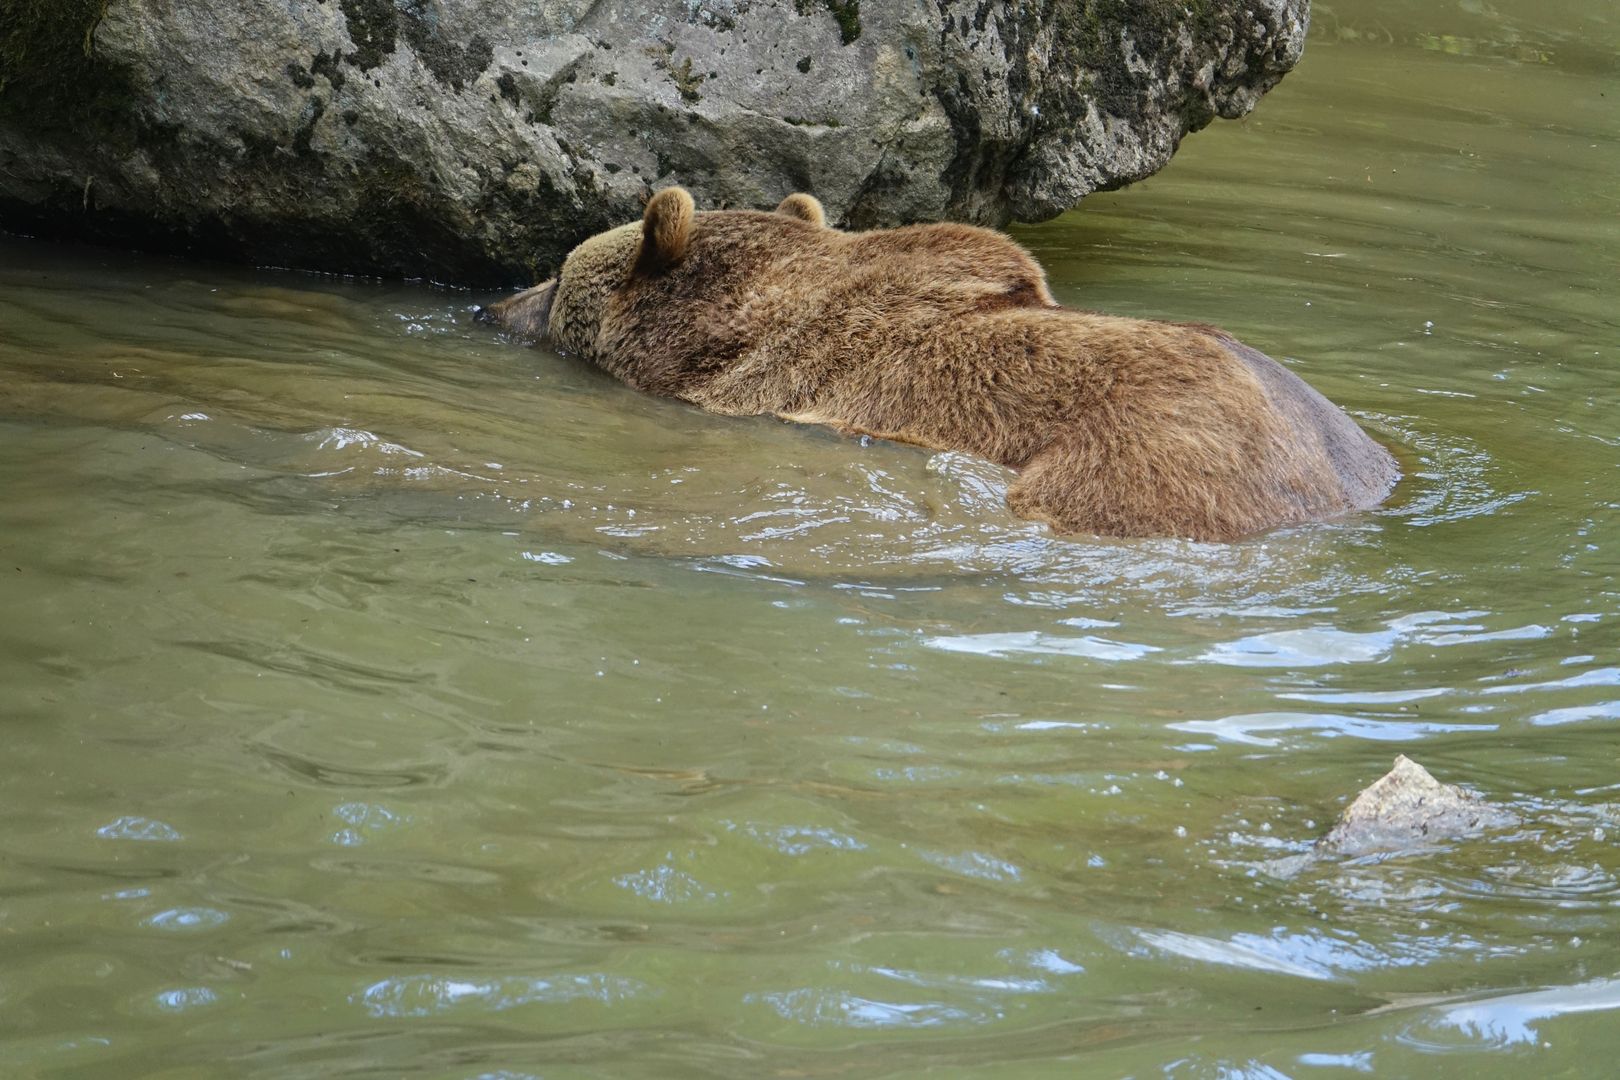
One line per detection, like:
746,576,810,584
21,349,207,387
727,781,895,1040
480,188,1398,541
774,193,826,227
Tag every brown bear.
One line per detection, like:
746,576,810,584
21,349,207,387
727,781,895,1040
479,187,1398,541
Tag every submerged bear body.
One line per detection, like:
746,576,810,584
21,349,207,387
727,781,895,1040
481,188,1397,541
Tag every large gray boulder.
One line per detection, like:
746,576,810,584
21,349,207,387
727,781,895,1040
0,0,1308,283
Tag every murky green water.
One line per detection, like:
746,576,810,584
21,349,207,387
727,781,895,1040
3,3,1618,1075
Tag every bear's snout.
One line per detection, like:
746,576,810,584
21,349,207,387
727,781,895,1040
476,279,557,341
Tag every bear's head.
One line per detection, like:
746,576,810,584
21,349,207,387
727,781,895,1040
545,186,696,356
478,188,828,353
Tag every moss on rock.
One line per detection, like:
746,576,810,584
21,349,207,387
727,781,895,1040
794,0,861,46
0,0,111,107
336,0,493,89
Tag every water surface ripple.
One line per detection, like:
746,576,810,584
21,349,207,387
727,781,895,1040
3,5,1619,1076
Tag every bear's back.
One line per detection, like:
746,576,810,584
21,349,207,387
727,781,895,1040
600,212,1054,396
837,223,1057,311
645,212,1057,318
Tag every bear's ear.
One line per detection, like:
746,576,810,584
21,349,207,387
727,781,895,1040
775,193,826,228
634,187,695,276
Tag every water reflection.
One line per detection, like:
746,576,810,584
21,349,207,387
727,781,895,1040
918,850,1023,883
923,630,1160,661
356,973,647,1018
1299,1051,1375,1072
153,987,221,1013
722,821,868,855
1170,712,1494,747
1197,611,1486,667
1413,977,1620,1049
613,862,729,904
1136,929,1363,981
752,988,987,1029
144,908,229,932
95,817,183,843
330,801,406,846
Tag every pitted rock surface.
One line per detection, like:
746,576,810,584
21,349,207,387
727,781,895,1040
0,0,1309,282
1318,754,1520,858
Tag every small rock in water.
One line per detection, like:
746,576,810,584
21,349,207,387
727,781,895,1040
1317,754,1518,857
